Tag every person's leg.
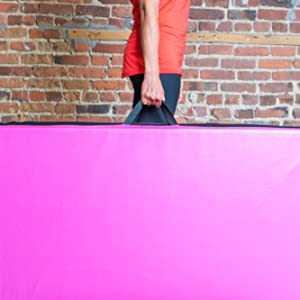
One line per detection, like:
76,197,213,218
130,74,180,111
129,73,181,123
159,74,181,115
129,74,144,109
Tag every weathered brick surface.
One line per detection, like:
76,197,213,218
0,0,299,125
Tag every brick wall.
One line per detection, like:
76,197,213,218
0,0,300,125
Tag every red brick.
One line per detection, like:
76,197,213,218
260,95,276,106
238,71,271,81
63,80,90,90
46,92,63,102
0,3,18,12
20,103,55,113
29,29,63,39
10,41,36,51
182,69,199,79
21,3,39,13
221,59,256,69
259,83,293,93
183,81,217,91
1,115,38,123
93,43,126,54
112,6,132,17
40,4,74,15
119,92,133,102
0,41,7,51
70,67,106,78
234,23,252,31
272,22,288,32
294,60,300,68
92,55,110,66
284,121,300,126
82,92,99,103
190,8,225,20
77,116,113,122
57,0,95,3
100,92,117,102
55,104,76,114
26,79,61,89
242,95,259,105
108,67,122,78
198,21,216,31
185,57,219,67
258,9,287,20
0,78,23,88
256,107,288,118
201,70,234,80
228,10,256,20
198,45,233,55
30,91,45,102
8,15,35,26
206,94,223,105
211,108,231,119
109,18,125,29
76,5,109,17
54,55,89,65
33,67,68,77
36,16,54,27
191,0,203,4
0,28,27,38
40,115,76,122
290,23,300,33
270,47,295,56
51,41,70,52
93,80,125,90
216,21,233,32
225,94,240,104
185,45,196,54
113,104,131,115
74,41,89,52
254,22,271,32
235,109,254,119
64,92,80,102
259,59,292,69
12,90,29,101
55,16,87,27
0,67,32,76
193,106,207,117
279,95,293,105
273,72,300,81
22,55,53,65
204,0,229,7
0,91,10,101
0,102,19,113
90,19,108,26
0,54,18,64
221,83,256,93
111,55,123,66
234,46,269,56
293,109,300,119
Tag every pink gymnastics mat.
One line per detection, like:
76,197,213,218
1,124,300,299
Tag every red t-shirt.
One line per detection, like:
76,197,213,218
122,0,190,78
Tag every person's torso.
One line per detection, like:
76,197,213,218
122,0,190,77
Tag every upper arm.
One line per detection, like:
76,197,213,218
138,0,159,16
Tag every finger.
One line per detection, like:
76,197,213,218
147,97,154,106
141,96,147,105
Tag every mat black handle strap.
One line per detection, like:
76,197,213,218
124,100,177,125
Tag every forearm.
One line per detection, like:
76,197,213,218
139,0,159,76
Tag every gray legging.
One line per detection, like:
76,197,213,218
129,74,181,124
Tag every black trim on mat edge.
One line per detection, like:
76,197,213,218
0,121,300,128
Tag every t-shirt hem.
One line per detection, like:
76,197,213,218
122,69,183,78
